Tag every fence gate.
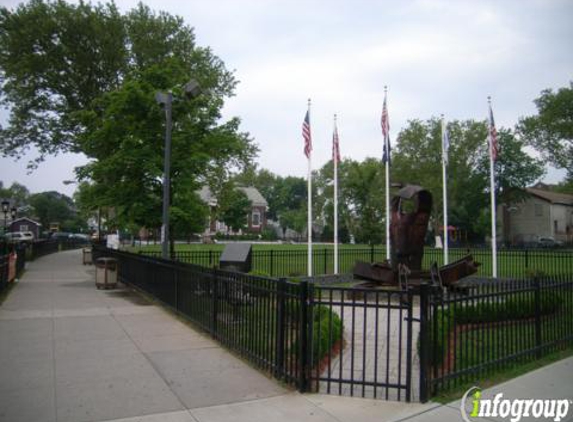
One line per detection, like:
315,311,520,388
308,286,417,402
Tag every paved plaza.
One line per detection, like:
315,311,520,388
0,249,571,422
318,299,421,401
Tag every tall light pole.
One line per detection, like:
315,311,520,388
155,91,173,259
156,80,201,259
2,200,9,234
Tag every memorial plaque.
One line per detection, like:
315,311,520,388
219,243,252,273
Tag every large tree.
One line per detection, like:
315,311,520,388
0,1,257,232
0,182,30,207
0,0,126,162
341,158,385,245
517,83,573,178
313,160,351,243
392,118,486,240
392,118,544,241
28,191,85,232
217,185,251,233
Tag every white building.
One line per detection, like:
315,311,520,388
501,185,573,245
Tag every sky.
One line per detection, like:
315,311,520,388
0,0,572,197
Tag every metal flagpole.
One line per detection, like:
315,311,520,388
307,99,313,277
441,114,449,265
383,86,391,262
385,153,390,261
333,114,339,275
488,97,498,278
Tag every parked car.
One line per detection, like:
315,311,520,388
70,233,90,242
50,232,72,240
537,237,564,248
4,231,35,244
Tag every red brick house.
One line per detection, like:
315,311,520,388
198,186,268,235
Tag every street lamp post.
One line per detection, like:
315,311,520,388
155,91,173,260
2,200,9,233
156,80,201,259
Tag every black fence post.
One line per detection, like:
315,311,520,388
418,283,431,403
275,278,286,378
323,248,328,275
525,249,529,270
534,276,542,359
211,270,219,335
405,288,414,402
174,267,179,313
370,244,375,263
299,280,310,392
270,250,274,277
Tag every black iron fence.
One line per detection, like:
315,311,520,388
29,238,88,260
419,276,573,400
310,287,416,401
94,245,311,390
138,246,573,279
94,245,419,400
96,245,573,402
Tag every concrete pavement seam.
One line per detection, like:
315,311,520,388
93,409,200,422
109,311,191,412
298,394,347,422
388,403,446,422
187,393,338,421
47,265,60,422
443,402,499,422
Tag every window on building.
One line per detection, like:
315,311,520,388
534,204,543,217
20,224,29,232
252,211,261,227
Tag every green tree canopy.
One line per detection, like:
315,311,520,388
234,167,306,227
0,181,30,207
0,0,126,162
1,1,257,232
392,118,485,239
341,158,385,245
217,185,251,233
517,83,573,177
392,118,544,240
28,191,85,232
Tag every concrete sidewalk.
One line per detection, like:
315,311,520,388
0,249,571,422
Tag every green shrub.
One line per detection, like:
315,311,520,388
454,291,560,324
287,303,343,366
261,228,278,241
428,290,562,367
311,305,343,364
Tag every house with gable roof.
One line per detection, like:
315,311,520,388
197,186,268,235
500,184,573,245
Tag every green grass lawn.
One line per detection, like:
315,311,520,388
126,242,572,279
429,285,573,398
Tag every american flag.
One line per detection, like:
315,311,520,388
381,95,391,164
303,109,312,159
332,121,341,164
488,102,499,161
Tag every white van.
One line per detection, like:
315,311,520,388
5,231,35,244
